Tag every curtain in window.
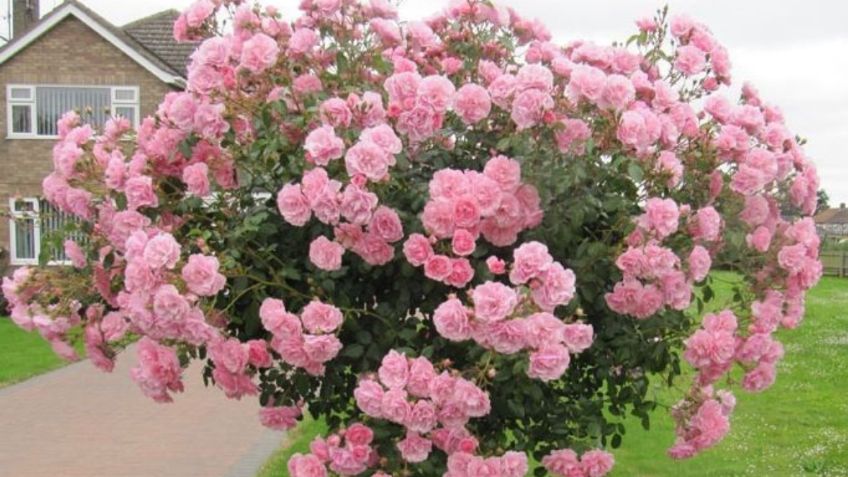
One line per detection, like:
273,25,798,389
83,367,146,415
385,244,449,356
39,199,84,263
36,86,111,136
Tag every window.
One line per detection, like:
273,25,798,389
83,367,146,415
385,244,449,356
9,198,83,265
9,198,38,265
7,85,139,138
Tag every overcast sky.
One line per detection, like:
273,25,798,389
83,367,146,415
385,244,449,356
15,0,848,206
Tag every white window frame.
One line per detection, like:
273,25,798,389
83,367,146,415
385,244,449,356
6,84,140,139
9,197,40,266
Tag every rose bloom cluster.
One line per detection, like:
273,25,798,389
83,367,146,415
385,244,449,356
260,297,344,377
354,351,493,464
402,155,542,288
541,448,616,477
0,0,825,474
432,241,590,382
289,422,379,477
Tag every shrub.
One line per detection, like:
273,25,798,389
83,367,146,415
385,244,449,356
1,1,822,475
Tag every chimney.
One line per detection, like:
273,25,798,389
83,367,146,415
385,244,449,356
12,0,39,39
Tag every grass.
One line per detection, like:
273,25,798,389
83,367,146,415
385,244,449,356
611,274,848,476
0,316,73,387
256,415,329,477
257,274,848,476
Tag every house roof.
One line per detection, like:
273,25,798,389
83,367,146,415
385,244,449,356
123,10,199,78
0,1,197,85
814,207,848,225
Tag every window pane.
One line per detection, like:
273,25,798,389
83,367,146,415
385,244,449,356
14,218,36,260
114,88,137,101
13,199,36,213
36,86,111,136
10,87,32,100
114,106,136,125
11,105,31,133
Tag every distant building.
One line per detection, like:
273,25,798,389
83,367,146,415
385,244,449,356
0,0,195,268
814,203,848,240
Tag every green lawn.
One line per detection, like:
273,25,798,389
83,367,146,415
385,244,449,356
257,275,848,476
256,415,328,477
612,275,848,476
0,317,73,387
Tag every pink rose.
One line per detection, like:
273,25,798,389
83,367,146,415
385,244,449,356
302,334,342,364
368,206,404,243
424,255,453,281
240,33,279,73
143,233,181,270
674,45,706,76
403,233,433,266
182,162,210,196
429,169,469,200
277,183,312,226
185,0,215,28
600,74,635,111
125,175,159,210
562,323,594,353
527,344,570,382
581,450,615,477
304,126,345,166
288,454,327,477
422,200,455,239
130,337,184,403
454,83,492,124
471,281,518,323
64,240,86,268
181,254,226,296
486,256,506,275
451,229,477,256
259,405,302,430
433,298,471,341
396,106,442,142
345,141,390,182
690,206,721,242
354,378,384,418
639,198,680,239
511,89,553,130
378,350,409,389
300,299,344,334
532,263,577,312
446,258,475,288
406,399,437,433
380,388,411,424
406,356,436,397
510,241,553,284
309,236,345,271
319,98,352,129
344,422,374,446
488,74,517,109
360,124,402,155
259,298,302,337
746,226,772,253
687,246,712,282
340,184,378,225
288,28,319,55
483,155,522,192
397,431,432,463
416,75,456,112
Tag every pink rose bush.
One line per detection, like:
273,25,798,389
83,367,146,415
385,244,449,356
1,1,822,475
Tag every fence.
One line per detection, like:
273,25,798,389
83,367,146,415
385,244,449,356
821,251,848,277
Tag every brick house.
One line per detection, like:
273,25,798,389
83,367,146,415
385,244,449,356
0,0,194,268
815,203,848,241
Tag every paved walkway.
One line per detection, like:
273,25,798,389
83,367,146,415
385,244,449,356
0,344,285,477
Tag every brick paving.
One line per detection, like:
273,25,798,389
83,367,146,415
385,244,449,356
0,344,284,477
